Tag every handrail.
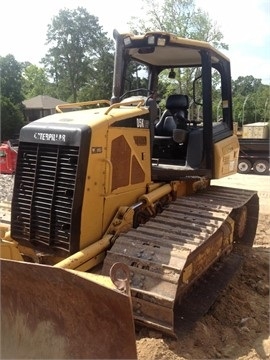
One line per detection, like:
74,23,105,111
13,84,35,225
104,99,145,115
56,98,146,114
103,158,113,196
56,100,111,113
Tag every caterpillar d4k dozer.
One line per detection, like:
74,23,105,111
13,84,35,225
1,30,259,358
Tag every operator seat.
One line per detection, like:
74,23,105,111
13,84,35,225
155,94,189,136
153,94,203,169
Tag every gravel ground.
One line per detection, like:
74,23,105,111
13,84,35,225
0,174,15,202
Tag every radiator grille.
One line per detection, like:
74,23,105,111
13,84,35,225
11,142,79,252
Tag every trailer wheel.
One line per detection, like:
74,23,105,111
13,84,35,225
253,159,269,175
238,159,252,174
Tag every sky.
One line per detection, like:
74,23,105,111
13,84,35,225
0,0,269,84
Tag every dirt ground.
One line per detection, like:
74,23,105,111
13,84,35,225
136,174,270,360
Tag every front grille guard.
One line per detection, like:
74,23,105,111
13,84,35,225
11,142,79,253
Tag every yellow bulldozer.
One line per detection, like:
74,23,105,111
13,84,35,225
1,30,259,359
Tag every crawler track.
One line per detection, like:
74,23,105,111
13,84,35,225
102,186,259,336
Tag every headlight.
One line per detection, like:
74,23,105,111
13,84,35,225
157,37,166,46
124,36,132,46
147,35,155,45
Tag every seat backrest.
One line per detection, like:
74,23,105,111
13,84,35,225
166,94,189,120
155,94,189,135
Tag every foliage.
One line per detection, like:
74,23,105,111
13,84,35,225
129,0,228,50
0,96,25,141
0,55,24,104
232,77,269,125
232,76,262,97
0,55,25,140
22,64,54,99
42,7,114,102
77,49,114,101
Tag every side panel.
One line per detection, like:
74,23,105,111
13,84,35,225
213,134,239,178
103,125,152,233
79,125,108,249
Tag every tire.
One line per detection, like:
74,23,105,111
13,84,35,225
238,159,252,174
253,159,269,175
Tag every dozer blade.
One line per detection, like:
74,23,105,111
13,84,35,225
1,259,137,360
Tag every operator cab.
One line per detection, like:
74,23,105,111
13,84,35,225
111,30,236,180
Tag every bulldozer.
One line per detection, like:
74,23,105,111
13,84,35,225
1,30,259,359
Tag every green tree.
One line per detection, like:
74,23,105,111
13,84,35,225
22,64,53,99
0,55,24,104
232,76,269,125
258,85,270,123
232,76,262,97
77,41,114,101
0,96,24,140
130,0,228,50
0,55,25,140
42,7,114,102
